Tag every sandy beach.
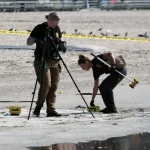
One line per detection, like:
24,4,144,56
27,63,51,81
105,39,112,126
0,10,150,149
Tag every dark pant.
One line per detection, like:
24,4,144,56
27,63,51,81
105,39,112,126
99,67,127,110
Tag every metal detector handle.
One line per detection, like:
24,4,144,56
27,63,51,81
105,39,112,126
91,53,133,82
91,53,111,67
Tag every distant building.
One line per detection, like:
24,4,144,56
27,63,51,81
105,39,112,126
0,0,150,12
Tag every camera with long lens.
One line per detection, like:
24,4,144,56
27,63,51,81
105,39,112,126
58,41,67,53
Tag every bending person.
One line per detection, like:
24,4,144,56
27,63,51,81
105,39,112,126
78,52,127,114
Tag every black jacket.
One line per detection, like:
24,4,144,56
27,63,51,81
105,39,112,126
30,22,62,60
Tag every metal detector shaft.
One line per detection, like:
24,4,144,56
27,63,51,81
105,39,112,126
49,36,95,118
91,53,133,82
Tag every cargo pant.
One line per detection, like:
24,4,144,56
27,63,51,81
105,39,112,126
34,59,60,113
99,67,127,111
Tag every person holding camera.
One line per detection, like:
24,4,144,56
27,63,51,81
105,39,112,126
78,52,127,114
27,12,66,117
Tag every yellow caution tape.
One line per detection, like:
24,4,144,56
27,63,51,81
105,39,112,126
0,30,150,42
0,30,30,35
63,34,150,42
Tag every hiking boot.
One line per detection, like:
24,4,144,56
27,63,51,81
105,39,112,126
103,108,118,114
46,111,62,117
100,107,118,114
99,107,108,113
33,106,41,117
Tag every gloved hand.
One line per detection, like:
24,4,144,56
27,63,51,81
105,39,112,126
90,100,95,106
35,39,44,49
58,41,67,53
35,39,44,45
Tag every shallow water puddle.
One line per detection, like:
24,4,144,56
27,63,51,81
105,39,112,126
28,132,150,150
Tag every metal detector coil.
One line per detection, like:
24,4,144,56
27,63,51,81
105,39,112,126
129,79,139,88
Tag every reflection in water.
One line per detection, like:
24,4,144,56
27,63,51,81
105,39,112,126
28,132,150,150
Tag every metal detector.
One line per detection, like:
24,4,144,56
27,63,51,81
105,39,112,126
91,53,139,89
